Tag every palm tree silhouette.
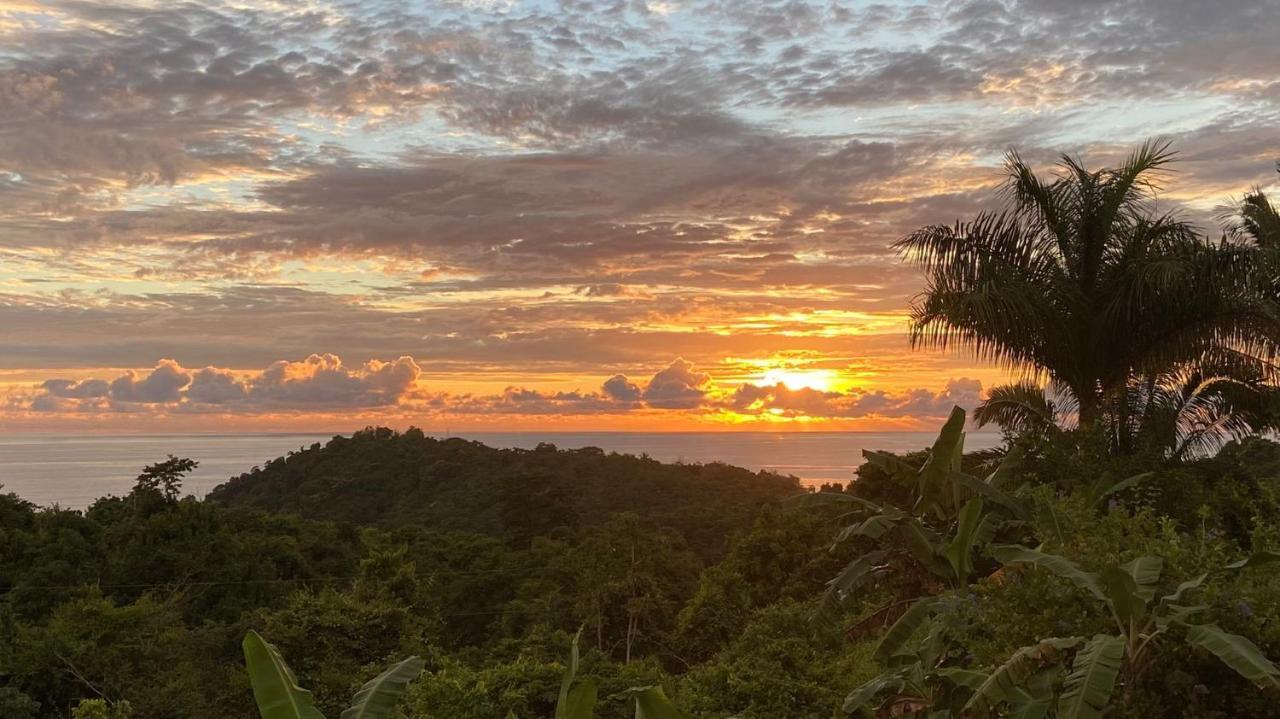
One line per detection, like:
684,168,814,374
897,140,1280,455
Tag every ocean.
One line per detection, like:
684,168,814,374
0,431,1002,508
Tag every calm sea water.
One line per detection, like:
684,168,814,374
0,431,1001,508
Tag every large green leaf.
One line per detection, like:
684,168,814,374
974,511,1011,547
862,450,921,482
1185,624,1280,689
964,637,1083,715
1056,634,1124,719
340,656,426,719
944,498,984,580
842,669,907,714
1008,666,1061,719
242,630,325,719
1009,696,1052,719
813,549,890,626
1085,472,1152,505
559,681,597,719
1118,556,1163,601
918,407,966,515
633,687,691,719
983,445,1024,489
555,630,597,719
991,545,1106,600
835,513,901,543
935,667,988,689
1100,566,1147,625
1225,550,1280,570
953,472,1030,520
1159,573,1207,608
873,596,940,662
894,518,952,579
1157,603,1208,628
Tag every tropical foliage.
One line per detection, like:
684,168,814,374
243,629,425,719
793,407,1030,629
899,142,1280,456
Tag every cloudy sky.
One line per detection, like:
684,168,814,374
1,0,1278,432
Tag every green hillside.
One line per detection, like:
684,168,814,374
209,427,800,557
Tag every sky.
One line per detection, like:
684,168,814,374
1,0,1279,433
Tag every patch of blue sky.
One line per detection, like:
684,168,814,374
117,177,266,213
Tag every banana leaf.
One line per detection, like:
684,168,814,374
1056,634,1124,719
341,656,426,719
242,630,325,719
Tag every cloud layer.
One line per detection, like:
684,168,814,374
1,0,1278,429
33,355,422,412
19,355,985,426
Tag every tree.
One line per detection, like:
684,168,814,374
1223,164,1280,249
898,141,1280,453
133,456,198,503
553,514,701,663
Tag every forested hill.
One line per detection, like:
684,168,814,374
209,427,801,555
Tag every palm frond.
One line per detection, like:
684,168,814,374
974,382,1063,434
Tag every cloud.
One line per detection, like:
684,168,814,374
602,374,643,402
729,377,985,419
186,367,249,404
41,378,110,399
28,354,421,412
640,357,710,409
249,354,421,407
109,359,192,403
19,351,988,424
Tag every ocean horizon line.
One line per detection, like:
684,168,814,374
0,428,1005,439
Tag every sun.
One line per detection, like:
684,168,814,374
758,368,836,392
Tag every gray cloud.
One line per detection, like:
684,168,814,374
109,359,192,403
640,357,711,409
602,374,643,402
27,354,422,412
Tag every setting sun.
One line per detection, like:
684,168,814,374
758,368,837,392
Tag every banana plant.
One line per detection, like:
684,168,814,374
506,631,692,719
794,407,1030,627
553,629,597,719
242,630,425,719
844,611,1074,717
959,547,1280,717
842,595,992,716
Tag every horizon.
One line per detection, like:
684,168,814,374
2,0,1278,433
0,426,1005,508
0,426,1005,437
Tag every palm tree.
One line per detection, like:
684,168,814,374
898,140,1280,454
973,365,1280,459
1223,163,1280,248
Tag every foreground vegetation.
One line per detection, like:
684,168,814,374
4,144,1280,717
4,420,1280,718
